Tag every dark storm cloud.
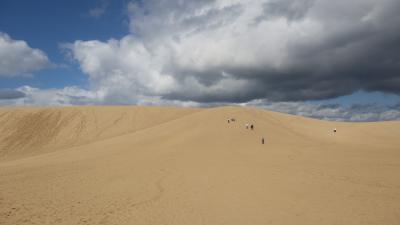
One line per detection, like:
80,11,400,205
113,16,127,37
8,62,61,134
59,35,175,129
68,0,400,104
0,89,26,100
155,0,400,103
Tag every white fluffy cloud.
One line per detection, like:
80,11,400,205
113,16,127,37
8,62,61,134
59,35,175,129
65,0,400,103
0,33,52,77
65,38,176,104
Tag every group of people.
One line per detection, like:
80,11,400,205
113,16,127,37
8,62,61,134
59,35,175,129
228,118,265,144
228,117,338,145
245,123,254,130
227,118,236,123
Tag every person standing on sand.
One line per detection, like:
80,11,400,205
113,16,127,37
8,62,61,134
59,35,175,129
245,123,249,129
250,124,254,130
262,137,265,144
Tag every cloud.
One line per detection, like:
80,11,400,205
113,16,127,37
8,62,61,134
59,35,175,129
256,0,315,22
11,86,102,106
0,32,52,77
0,89,26,100
88,3,108,18
4,85,198,107
86,0,110,19
3,85,398,122
244,99,400,122
64,0,400,104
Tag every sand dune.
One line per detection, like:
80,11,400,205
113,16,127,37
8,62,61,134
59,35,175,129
0,106,199,161
0,106,399,225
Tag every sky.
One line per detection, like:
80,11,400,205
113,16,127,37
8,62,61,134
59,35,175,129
0,0,400,121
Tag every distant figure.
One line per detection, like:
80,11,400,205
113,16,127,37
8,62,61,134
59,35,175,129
250,124,254,130
245,123,249,129
333,128,337,133
231,118,235,122
261,137,265,144
228,119,230,123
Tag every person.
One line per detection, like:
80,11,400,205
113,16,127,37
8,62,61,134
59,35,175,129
261,137,265,144
228,119,230,123
245,123,249,129
250,124,254,130
333,128,337,133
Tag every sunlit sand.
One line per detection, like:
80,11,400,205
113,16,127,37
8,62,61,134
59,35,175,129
1,106,399,225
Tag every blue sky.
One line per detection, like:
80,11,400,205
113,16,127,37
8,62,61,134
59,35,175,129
0,0,127,89
0,0,399,121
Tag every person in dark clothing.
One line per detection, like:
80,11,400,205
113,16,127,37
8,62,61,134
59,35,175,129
250,124,254,130
261,137,265,144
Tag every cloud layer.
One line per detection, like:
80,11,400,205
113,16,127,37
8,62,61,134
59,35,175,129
245,99,400,122
0,33,52,77
65,0,400,104
2,85,399,122
0,89,25,100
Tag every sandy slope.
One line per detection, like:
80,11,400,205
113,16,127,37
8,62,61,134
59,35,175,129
0,106,200,161
0,106,399,225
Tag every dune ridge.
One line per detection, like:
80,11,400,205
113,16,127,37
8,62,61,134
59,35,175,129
0,106,399,225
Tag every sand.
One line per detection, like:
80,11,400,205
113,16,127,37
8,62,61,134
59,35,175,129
0,106,399,225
